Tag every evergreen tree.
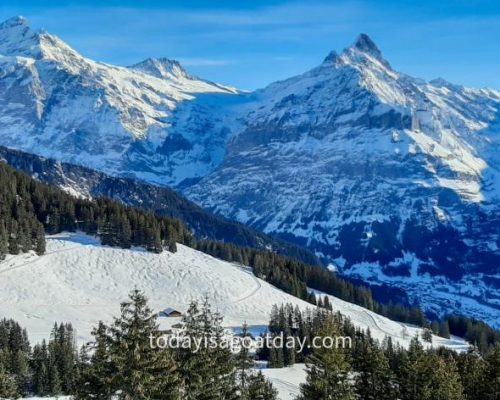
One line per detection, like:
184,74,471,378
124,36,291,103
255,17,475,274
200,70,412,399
235,323,254,391
245,371,278,400
75,322,115,400
11,351,29,396
421,328,433,343
108,289,180,400
176,297,237,400
431,356,464,400
34,223,46,255
483,345,500,400
0,222,8,260
49,365,62,396
397,338,434,400
298,314,354,400
439,320,451,339
31,340,50,396
457,348,486,400
0,364,18,399
353,339,397,400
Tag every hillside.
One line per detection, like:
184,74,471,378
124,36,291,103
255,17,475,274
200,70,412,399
0,232,468,351
0,145,320,265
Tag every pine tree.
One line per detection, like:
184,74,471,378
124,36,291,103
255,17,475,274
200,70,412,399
235,323,254,391
32,340,50,396
397,337,438,400
75,322,115,399
483,345,500,400
0,222,8,259
11,350,29,396
0,364,18,399
298,314,354,400
108,290,180,400
421,328,433,343
457,348,486,400
34,223,46,255
439,320,451,339
268,346,284,368
49,365,62,396
353,339,397,400
176,297,237,400
245,371,278,400
431,356,464,400
49,323,78,394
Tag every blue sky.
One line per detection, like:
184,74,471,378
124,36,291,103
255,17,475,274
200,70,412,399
0,0,499,90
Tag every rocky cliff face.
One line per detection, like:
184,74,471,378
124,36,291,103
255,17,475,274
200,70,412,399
184,35,500,325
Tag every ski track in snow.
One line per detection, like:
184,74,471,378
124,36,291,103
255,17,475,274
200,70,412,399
0,233,471,400
0,233,470,353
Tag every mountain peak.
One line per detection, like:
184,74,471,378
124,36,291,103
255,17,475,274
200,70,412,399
0,15,40,58
129,57,191,80
0,15,28,29
0,16,84,63
353,33,381,56
338,33,391,69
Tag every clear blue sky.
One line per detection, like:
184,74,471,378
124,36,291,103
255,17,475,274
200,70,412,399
1,0,499,90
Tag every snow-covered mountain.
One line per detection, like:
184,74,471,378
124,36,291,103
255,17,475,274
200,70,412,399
0,16,238,186
0,17,499,324
186,34,500,323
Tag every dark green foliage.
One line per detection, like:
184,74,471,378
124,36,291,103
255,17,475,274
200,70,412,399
245,371,278,400
422,328,433,343
0,363,18,399
175,297,237,400
298,313,354,400
352,337,397,400
0,162,191,258
483,345,500,400
75,322,115,400
113,290,181,400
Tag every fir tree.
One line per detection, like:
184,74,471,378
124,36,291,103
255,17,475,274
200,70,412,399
176,297,237,400
483,344,500,400
32,340,50,396
235,323,254,391
353,339,397,400
298,314,354,400
108,289,180,400
245,371,278,400
0,364,18,399
0,222,8,260
430,356,464,400
75,322,115,400
457,348,486,400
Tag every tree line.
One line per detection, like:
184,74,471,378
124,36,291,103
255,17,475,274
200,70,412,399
258,303,500,400
194,241,500,353
0,163,190,258
1,161,498,354
0,291,279,399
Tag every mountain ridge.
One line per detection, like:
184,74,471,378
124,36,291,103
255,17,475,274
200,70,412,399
0,16,499,324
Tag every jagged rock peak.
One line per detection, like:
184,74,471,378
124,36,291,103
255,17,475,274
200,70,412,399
129,57,191,80
0,15,29,28
353,33,382,56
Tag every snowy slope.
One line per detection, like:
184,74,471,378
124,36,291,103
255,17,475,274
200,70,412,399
0,233,467,352
260,363,307,400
